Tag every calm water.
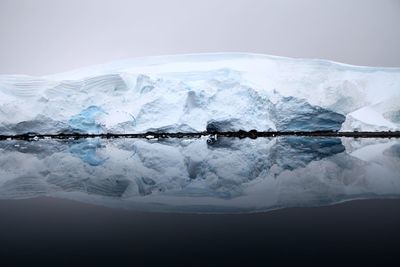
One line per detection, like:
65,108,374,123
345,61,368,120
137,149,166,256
0,136,399,266
0,136,399,212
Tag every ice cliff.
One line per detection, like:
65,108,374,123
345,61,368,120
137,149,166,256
0,53,399,134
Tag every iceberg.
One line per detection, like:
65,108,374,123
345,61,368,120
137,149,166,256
0,53,399,135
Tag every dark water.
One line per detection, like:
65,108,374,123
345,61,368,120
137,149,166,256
0,136,399,266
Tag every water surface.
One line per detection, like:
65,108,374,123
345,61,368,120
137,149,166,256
1,136,399,213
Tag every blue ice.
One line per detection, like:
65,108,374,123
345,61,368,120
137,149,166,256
68,106,106,134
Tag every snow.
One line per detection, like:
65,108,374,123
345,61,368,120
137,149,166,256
0,53,399,134
340,96,400,131
342,106,396,131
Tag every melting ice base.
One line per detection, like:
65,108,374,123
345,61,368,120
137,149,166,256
0,137,399,213
1,53,400,135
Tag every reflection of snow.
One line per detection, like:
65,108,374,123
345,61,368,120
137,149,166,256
69,139,109,166
0,137,399,213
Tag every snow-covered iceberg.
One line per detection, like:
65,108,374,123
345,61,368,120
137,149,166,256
0,137,399,213
0,53,399,135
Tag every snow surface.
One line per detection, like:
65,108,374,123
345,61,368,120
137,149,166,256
0,137,399,213
0,53,399,134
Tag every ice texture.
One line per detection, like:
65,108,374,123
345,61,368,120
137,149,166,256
0,53,399,134
0,137,399,213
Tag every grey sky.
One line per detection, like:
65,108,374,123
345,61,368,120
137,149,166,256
0,0,399,75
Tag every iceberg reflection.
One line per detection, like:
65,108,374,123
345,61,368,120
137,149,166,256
0,137,399,213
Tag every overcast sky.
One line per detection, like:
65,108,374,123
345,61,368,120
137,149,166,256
0,0,399,75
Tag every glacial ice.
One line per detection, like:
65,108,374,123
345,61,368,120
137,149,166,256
0,53,399,135
0,137,399,212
